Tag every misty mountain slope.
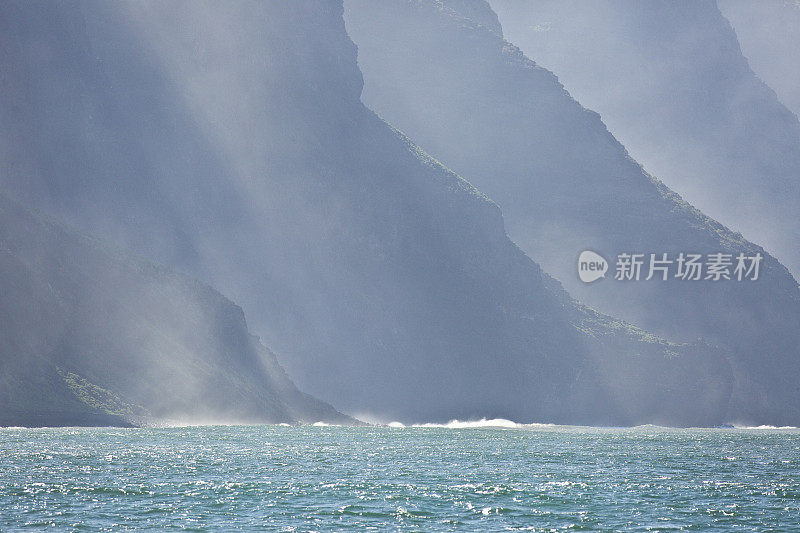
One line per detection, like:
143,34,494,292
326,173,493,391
718,0,800,119
0,193,350,427
344,0,800,423
489,0,800,278
0,0,767,425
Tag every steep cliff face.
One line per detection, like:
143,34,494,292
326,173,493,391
0,194,350,427
345,0,800,424
489,0,800,278
718,0,800,119
440,0,503,35
0,0,748,425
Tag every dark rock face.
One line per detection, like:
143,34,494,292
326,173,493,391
490,0,800,279
344,0,800,424
0,0,768,425
0,194,351,426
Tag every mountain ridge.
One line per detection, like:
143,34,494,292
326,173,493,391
344,0,800,424
0,0,786,426
0,192,353,427
490,0,800,278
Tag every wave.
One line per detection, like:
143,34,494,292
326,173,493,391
732,424,799,430
402,418,555,429
414,418,520,428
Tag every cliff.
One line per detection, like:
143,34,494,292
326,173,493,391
0,193,351,426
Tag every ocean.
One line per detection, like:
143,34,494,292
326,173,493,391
1,423,799,531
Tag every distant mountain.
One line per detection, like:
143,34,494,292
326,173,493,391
718,0,800,119
0,0,775,426
0,193,351,427
489,0,800,277
344,0,800,424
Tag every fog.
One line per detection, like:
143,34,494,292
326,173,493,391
344,0,800,424
718,0,800,119
489,0,800,279
0,192,346,426
1,0,799,426
1,0,384,423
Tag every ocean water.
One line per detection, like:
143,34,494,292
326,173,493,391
1,423,799,531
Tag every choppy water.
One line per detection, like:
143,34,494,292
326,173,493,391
1,423,799,531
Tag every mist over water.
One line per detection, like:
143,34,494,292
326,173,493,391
3,0,753,427
343,0,800,427
1,2,800,528
1,0,800,430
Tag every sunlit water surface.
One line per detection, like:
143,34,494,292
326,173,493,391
1,424,799,531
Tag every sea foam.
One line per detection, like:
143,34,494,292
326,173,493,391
407,418,554,429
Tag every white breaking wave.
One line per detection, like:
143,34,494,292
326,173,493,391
407,418,555,429
733,424,799,430
413,418,519,428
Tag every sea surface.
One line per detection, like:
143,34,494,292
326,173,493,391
1,423,799,531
